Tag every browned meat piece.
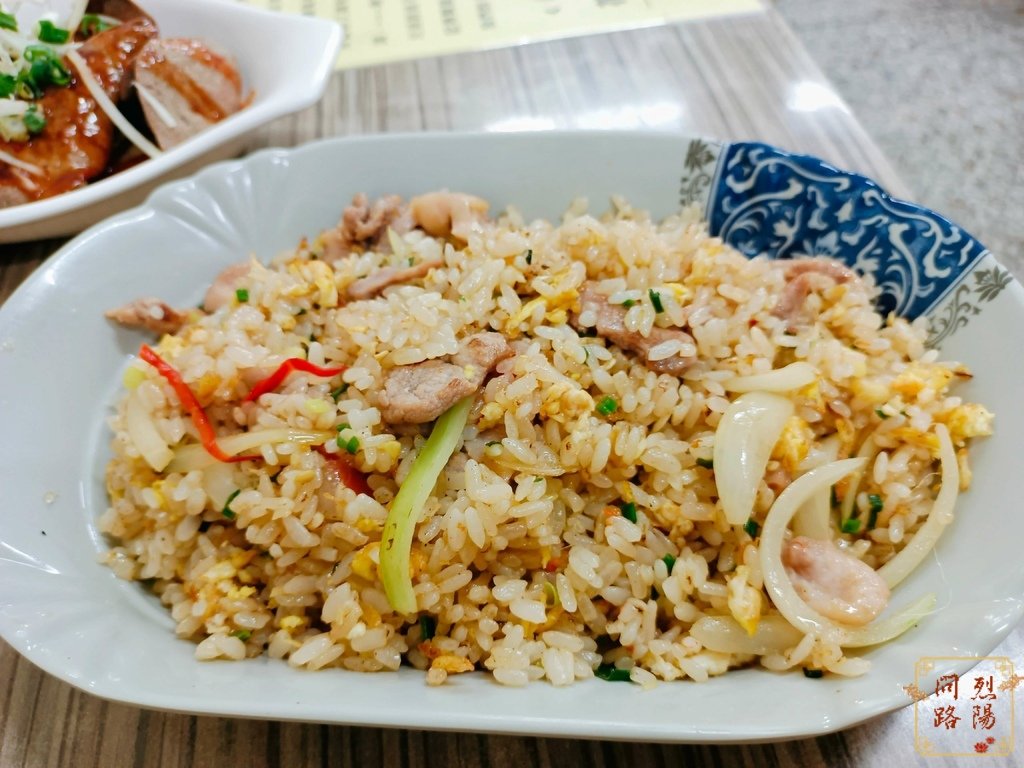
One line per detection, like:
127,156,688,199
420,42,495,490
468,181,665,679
203,262,251,313
0,17,157,207
409,192,488,242
321,194,414,263
347,258,444,300
773,259,856,327
379,332,513,424
85,0,155,26
572,283,695,375
105,298,189,335
134,38,245,150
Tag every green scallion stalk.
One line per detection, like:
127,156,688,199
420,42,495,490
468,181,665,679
222,489,241,520
37,20,70,44
0,10,17,31
841,517,861,534
381,396,473,613
648,288,664,313
23,106,45,134
595,664,633,682
662,553,676,574
618,501,637,523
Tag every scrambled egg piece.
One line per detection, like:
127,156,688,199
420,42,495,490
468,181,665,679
771,416,812,473
726,565,762,636
431,655,474,674
280,615,305,632
350,542,380,580
892,363,955,399
943,403,995,444
849,376,889,405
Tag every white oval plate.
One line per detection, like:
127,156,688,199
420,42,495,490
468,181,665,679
0,132,1020,742
0,0,341,243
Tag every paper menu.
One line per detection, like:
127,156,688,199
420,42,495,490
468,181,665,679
239,0,762,70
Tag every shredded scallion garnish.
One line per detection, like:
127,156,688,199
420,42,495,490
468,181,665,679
648,288,664,313
662,553,676,574
37,20,69,44
235,288,249,303
596,396,618,416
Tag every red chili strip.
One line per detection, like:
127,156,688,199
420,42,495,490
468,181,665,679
139,344,259,464
243,358,347,403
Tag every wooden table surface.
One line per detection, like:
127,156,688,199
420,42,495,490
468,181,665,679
0,8,1019,768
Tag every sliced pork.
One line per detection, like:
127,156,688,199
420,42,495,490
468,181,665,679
573,282,695,375
105,297,189,335
773,259,856,327
346,258,444,300
379,332,513,424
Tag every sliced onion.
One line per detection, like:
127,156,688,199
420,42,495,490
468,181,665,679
66,48,162,159
792,434,840,540
200,461,238,509
714,392,794,525
690,614,804,655
125,390,173,472
760,457,936,647
166,429,332,473
0,100,28,117
723,362,818,393
841,439,877,525
64,0,89,35
134,81,178,128
0,148,43,176
876,424,958,589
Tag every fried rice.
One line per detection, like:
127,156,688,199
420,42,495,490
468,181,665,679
100,193,993,686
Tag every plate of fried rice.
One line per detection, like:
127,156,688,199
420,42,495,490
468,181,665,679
0,132,1020,741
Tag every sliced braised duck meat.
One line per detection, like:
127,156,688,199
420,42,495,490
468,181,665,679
134,38,244,150
105,297,189,335
573,282,695,375
0,17,157,207
202,262,251,313
379,332,513,424
408,192,488,241
322,194,414,263
347,258,444,300
773,259,856,327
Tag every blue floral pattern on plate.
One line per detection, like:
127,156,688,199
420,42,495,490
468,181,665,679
683,140,1000,329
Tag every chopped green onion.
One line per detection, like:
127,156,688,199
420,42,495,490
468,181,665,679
525,249,533,265
618,501,637,523
0,10,17,31
336,423,351,432
235,288,249,303
381,396,473,613
221,489,241,520
542,581,559,606
418,615,436,640
696,457,714,469
595,664,633,682
596,396,618,416
621,299,636,308
533,476,544,483
743,518,760,537
79,13,117,36
662,553,676,574
37,20,70,44
345,436,360,454
875,408,889,420
867,493,884,529
330,384,349,401
0,74,15,98
648,289,664,313
231,629,251,641
803,668,824,679
841,518,861,534
23,105,46,135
